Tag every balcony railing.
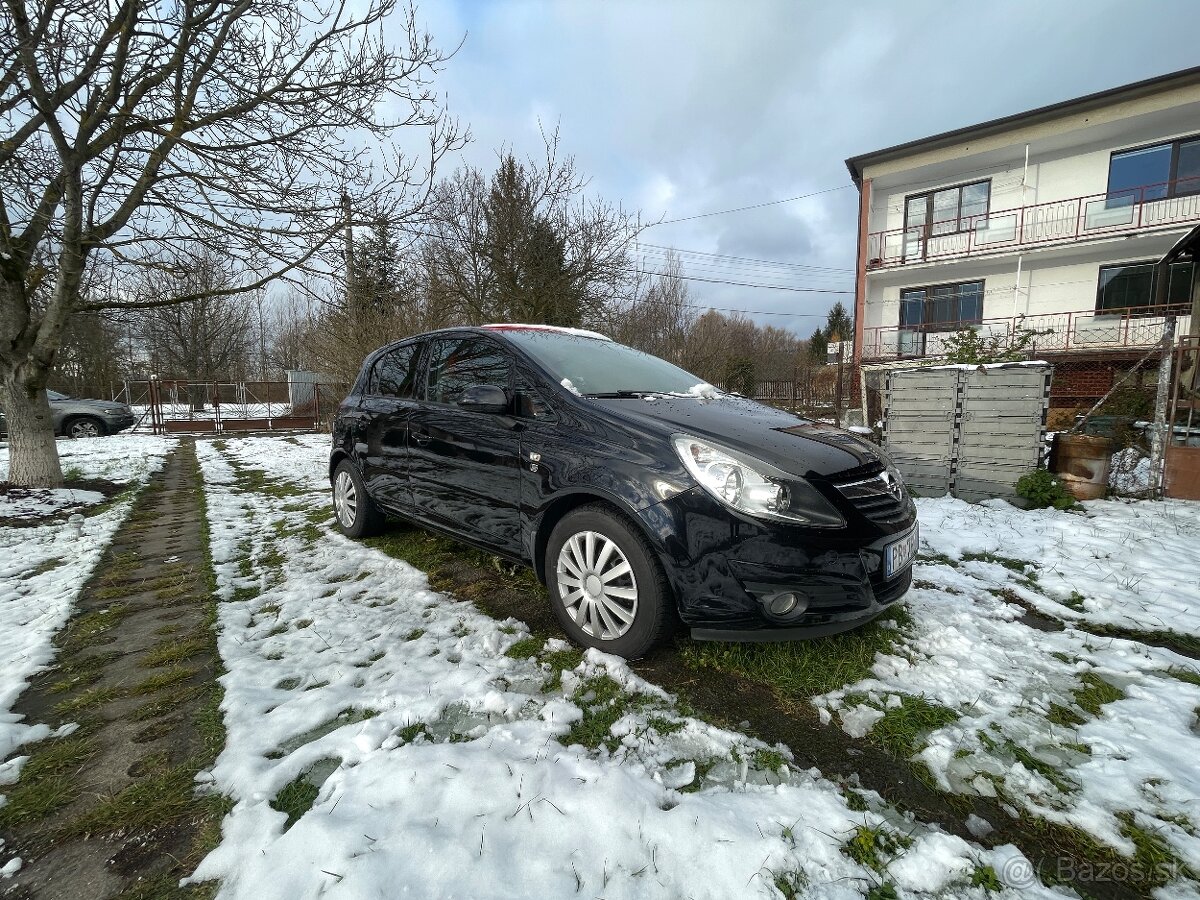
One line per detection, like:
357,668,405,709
866,178,1200,269
861,307,1191,362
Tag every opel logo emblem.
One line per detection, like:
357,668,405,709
879,470,902,499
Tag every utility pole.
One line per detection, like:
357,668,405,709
342,192,354,306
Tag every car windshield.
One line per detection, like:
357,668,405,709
500,329,707,397
47,390,68,400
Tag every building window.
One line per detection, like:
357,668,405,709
904,180,990,238
1096,261,1195,316
899,280,985,332
1108,135,1200,202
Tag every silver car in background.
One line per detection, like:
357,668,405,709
0,390,136,439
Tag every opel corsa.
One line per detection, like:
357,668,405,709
330,325,918,658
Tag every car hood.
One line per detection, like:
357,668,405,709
589,395,882,479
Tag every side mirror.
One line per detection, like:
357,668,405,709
458,384,510,414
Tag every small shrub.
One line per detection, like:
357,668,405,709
1015,469,1075,510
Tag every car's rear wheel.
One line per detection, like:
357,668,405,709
332,460,384,538
545,505,673,659
65,416,105,439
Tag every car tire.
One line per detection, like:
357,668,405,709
332,460,385,538
64,416,105,439
545,504,674,659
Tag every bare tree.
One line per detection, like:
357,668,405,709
135,251,256,380
1,0,462,486
610,251,696,363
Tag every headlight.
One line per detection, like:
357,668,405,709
671,434,845,527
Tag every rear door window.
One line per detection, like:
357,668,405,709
424,337,511,405
371,343,421,398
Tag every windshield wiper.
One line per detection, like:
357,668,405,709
584,390,656,398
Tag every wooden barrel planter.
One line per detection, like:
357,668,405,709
1050,433,1113,501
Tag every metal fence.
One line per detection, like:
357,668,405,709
116,376,340,434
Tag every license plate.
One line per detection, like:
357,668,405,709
885,524,919,578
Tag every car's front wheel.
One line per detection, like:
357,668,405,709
332,460,384,538
545,505,673,659
64,416,105,439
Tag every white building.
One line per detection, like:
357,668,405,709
845,67,1200,422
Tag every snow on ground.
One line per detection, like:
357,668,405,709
918,495,1200,637
0,436,176,782
193,436,1057,900
0,488,105,522
819,495,1200,892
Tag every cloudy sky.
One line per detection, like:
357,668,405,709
401,0,1197,335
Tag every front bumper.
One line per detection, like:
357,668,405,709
636,486,916,639
105,414,136,432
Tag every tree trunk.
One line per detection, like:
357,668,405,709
2,374,63,488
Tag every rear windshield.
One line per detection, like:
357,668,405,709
501,330,705,396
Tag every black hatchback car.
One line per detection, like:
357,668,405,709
330,324,917,658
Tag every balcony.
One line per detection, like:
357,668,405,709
860,307,1191,362
866,178,1200,269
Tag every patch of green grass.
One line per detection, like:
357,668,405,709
404,628,426,642
1074,672,1123,717
751,747,787,772
0,731,98,829
230,465,305,498
1165,667,1200,688
1116,811,1197,888
28,557,65,577
398,722,428,743
771,869,809,899
961,551,1030,572
867,695,958,759
504,636,543,659
681,607,912,700
562,675,657,751
1046,702,1086,727
675,757,719,793
365,526,542,594
269,775,319,830
970,864,1002,891
131,685,207,722
916,551,958,567
1063,591,1087,611
53,685,125,716
1005,740,1074,793
840,823,912,873
140,633,210,668
866,884,898,900
646,715,686,736
68,764,200,837
56,603,130,652
844,790,870,813
542,647,585,674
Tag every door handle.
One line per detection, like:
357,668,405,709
412,429,431,446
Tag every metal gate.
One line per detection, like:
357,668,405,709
883,363,1052,501
141,378,327,434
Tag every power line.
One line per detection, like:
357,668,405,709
651,184,853,226
636,242,855,274
648,269,852,295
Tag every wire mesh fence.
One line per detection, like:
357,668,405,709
113,376,344,434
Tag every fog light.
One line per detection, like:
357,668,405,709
767,592,799,616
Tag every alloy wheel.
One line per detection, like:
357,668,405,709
69,420,100,438
333,470,358,528
555,530,639,640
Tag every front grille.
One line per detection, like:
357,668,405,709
829,467,912,526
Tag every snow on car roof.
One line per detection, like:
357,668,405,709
480,323,612,341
